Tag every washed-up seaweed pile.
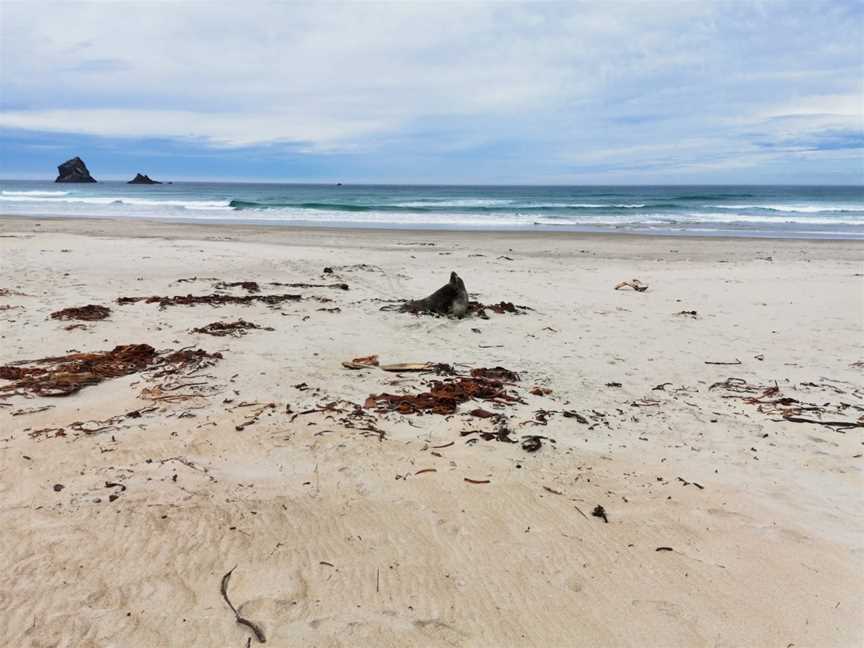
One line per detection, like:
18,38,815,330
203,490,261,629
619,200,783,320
468,301,530,318
390,299,530,318
0,344,221,397
364,369,524,415
117,293,302,308
709,377,864,430
50,305,111,321
191,320,273,337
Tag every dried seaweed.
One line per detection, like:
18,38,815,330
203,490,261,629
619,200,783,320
365,375,521,415
117,293,302,308
470,366,520,382
192,320,273,337
0,344,221,397
215,281,260,293
220,567,266,643
710,378,862,430
50,305,111,321
270,281,349,291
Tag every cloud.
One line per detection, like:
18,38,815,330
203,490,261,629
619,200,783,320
1,0,862,181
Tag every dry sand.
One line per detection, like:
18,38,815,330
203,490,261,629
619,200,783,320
1,216,862,647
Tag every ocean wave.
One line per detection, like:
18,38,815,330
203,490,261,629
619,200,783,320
229,199,655,212
710,203,864,213
673,193,755,200
1,190,70,197
0,194,233,210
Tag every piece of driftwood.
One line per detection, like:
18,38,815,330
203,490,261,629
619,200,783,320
342,355,380,370
220,567,266,644
614,279,648,292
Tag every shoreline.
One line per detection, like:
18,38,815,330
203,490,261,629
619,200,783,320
3,214,864,250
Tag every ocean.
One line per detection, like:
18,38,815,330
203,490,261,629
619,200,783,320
1,181,862,239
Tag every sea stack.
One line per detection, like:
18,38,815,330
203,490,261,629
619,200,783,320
55,157,97,183
128,173,162,185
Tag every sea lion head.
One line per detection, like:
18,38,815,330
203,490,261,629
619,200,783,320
448,271,469,318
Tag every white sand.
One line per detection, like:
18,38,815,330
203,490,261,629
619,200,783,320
1,216,862,647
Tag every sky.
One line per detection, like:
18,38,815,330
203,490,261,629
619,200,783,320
0,0,862,184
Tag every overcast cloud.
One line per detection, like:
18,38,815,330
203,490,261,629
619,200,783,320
0,1,861,182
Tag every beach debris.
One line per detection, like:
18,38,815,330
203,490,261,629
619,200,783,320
655,547,674,552
470,366,520,382
415,468,437,475
591,505,609,523
562,410,590,424
342,354,380,370
0,288,29,297
11,405,54,416
530,386,552,396
270,281,349,291
0,344,221,397
704,359,742,366
380,362,455,374
215,281,260,293
192,320,273,337
521,435,542,452
709,378,863,430
468,301,530,319
117,293,302,308
614,279,648,292
676,477,705,489
220,567,267,644
50,305,111,321
53,483,64,492
605,382,622,388
235,402,276,431
464,477,491,484
365,373,521,416
675,310,698,318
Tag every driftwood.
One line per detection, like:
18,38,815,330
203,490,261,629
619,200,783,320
614,279,648,292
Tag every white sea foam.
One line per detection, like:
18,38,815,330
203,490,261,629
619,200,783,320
1,190,70,197
393,199,514,208
0,194,233,210
710,203,864,213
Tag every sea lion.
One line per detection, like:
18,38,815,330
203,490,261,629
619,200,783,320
405,271,469,318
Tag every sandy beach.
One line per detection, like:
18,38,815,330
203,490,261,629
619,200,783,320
1,216,862,647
